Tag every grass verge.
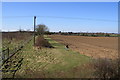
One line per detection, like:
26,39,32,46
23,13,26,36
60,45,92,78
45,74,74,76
14,35,93,78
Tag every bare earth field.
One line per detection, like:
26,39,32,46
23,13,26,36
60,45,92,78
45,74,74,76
48,35,118,59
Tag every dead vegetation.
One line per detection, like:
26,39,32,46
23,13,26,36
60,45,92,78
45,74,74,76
35,35,53,49
2,32,31,41
93,58,119,79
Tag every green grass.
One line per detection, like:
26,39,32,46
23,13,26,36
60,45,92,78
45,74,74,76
14,35,93,78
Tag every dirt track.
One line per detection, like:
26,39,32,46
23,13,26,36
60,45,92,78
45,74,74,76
48,35,118,59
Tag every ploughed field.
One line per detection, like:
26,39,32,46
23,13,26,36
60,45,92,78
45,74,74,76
48,35,118,59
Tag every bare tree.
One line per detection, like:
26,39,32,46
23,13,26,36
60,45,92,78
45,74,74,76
36,24,49,35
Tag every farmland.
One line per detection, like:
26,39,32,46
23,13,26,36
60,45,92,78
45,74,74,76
14,36,93,78
1,33,94,78
1,32,119,78
48,35,118,59
2,1,120,79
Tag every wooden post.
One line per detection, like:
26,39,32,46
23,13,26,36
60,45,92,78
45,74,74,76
2,51,5,63
7,47,9,59
34,16,36,46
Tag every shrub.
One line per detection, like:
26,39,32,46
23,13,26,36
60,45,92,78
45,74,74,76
93,58,119,79
105,34,110,37
35,36,53,48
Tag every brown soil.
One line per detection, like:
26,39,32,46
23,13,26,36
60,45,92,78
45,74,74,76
48,35,118,59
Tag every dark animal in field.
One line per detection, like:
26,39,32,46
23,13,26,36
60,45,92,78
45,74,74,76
66,45,69,48
65,45,69,51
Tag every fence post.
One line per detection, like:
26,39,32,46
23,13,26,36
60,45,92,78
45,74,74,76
2,52,5,63
7,47,9,59
34,16,36,46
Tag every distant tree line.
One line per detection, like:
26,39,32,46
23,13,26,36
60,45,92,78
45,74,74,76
44,31,119,37
2,23,119,37
2,31,119,37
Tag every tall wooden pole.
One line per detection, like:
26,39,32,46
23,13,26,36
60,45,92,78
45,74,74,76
34,16,36,46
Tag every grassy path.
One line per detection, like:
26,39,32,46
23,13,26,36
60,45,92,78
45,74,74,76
15,36,92,78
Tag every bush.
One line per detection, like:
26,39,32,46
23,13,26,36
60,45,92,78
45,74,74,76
93,58,119,79
91,34,98,37
105,34,110,37
35,36,53,48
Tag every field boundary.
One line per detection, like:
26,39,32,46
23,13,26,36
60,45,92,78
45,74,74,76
1,37,33,66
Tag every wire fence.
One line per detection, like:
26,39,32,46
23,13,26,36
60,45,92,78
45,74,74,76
1,36,33,66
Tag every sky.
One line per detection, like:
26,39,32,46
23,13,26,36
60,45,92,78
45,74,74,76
1,0,119,2
2,2,118,33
